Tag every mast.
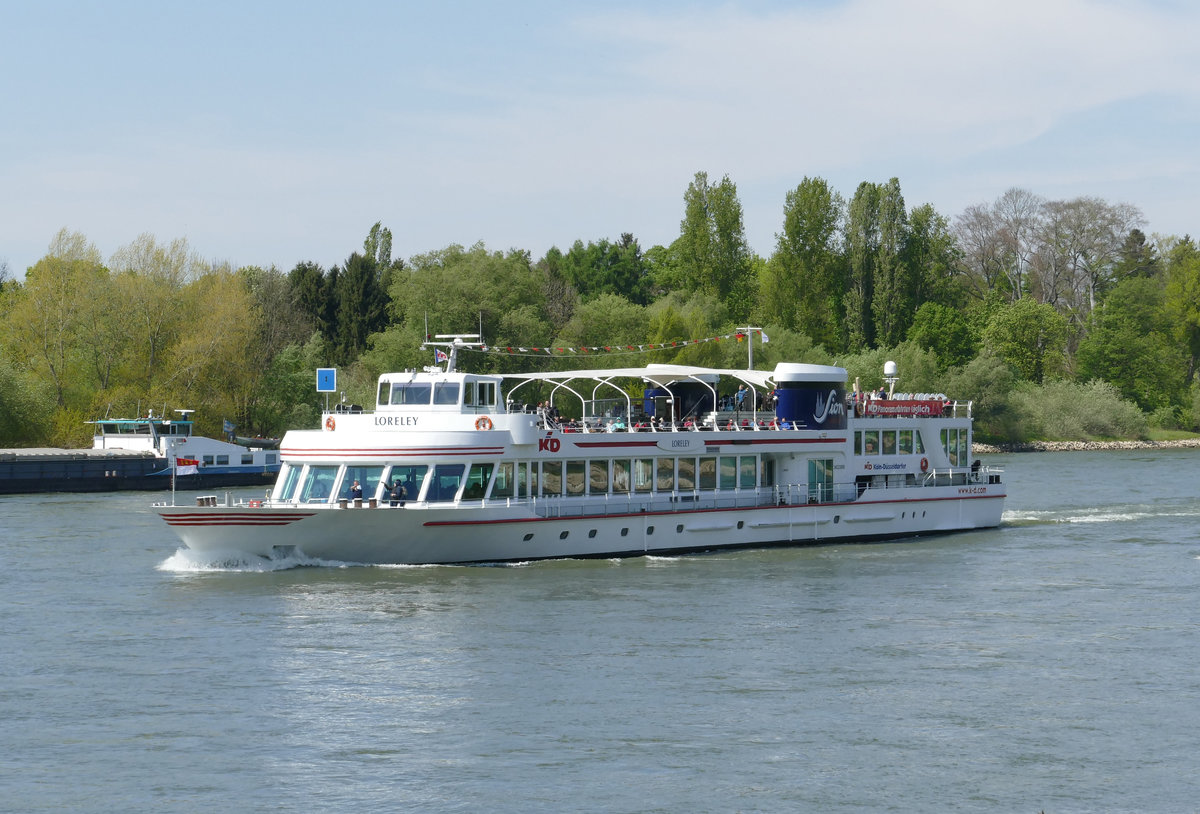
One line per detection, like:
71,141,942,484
422,334,483,373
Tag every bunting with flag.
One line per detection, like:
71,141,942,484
464,329,770,358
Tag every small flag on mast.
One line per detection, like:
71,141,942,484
435,349,449,363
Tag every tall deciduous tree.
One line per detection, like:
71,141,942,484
676,172,755,319
762,176,845,347
2,229,105,406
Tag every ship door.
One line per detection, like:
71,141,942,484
807,458,833,503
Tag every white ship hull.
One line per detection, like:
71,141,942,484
160,484,1004,565
156,355,1007,565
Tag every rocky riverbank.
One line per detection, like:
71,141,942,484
974,438,1200,454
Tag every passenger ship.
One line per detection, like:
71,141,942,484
156,340,1005,564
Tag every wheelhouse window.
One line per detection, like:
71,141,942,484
391,383,432,405
433,382,460,406
377,382,390,406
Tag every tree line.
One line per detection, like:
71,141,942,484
2,172,1199,447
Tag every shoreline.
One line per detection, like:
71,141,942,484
975,438,1200,454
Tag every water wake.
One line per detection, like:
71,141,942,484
1004,502,1200,527
157,547,365,573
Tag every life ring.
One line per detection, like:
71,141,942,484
919,457,929,472
475,416,493,431
325,416,335,431
248,499,262,508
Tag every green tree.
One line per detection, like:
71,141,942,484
676,172,755,318
558,233,650,305
868,178,912,347
1075,276,1183,411
761,176,845,347
908,302,975,368
981,297,1069,383
1162,237,1200,386
1,229,105,406
331,252,390,365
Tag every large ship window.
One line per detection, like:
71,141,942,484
739,456,756,489
391,383,432,405
384,465,428,501
698,457,716,490
274,463,301,501
566,460,586,496
491,462,515,498
589,460,610,494
656,458,675,491
678,458,695,491
299,465,338,503
340,466,385,500
428,464,466,502
612,459,630,494
433,382,460,405
882,431,897,455
720,456,737,489
898,429,914,454
861,430,880,455
541,461,562,496
463,463,493,500
634,459,653,493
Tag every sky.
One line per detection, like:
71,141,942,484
3,0,1199,278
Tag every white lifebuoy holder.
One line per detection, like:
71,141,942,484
325,416,336,431
475,416,494,431
919,457,929,472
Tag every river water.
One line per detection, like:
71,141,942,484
2,449,1199,813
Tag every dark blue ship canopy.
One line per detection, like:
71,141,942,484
772,363,847,430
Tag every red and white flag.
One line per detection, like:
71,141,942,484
176,457,200,476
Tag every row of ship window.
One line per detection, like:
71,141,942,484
275,455,777,504
184,453,278,466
